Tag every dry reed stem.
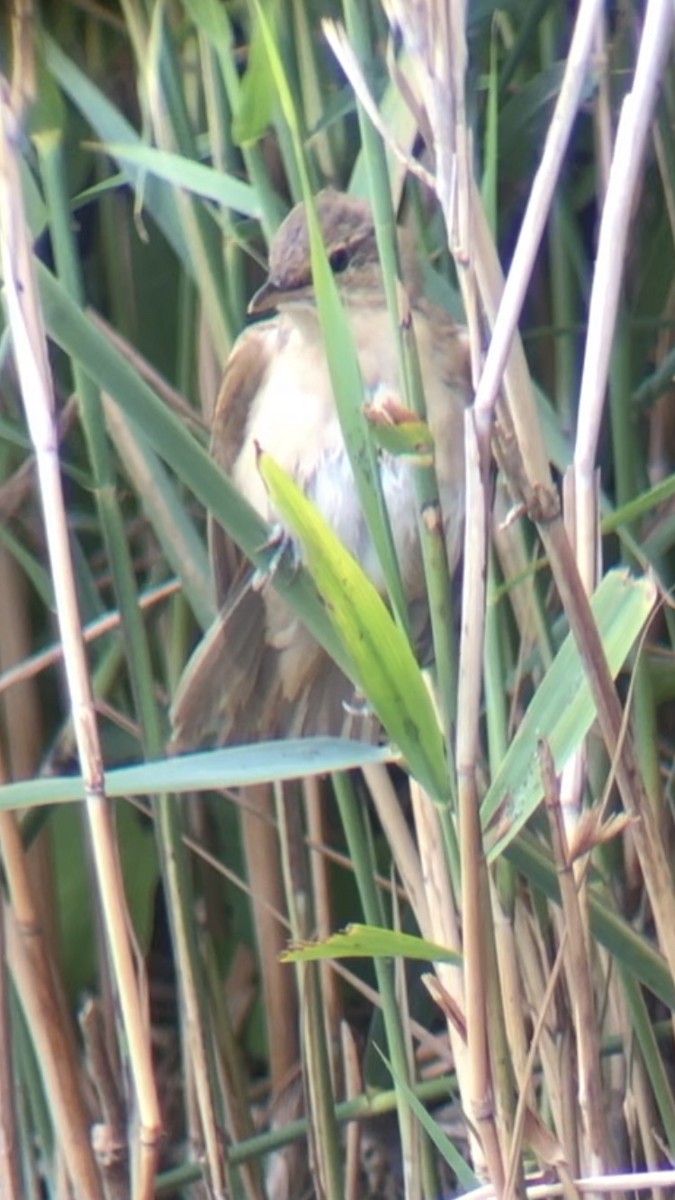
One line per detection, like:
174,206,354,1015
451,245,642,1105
491,484,553,674
390,925,422,1200
516,903,580,1172
488,885,531,1112
304,775,344,1092
0,808,30,1200
0,541,67,997
457,416,505,1187
465,1165,675,1198
201,941,265,1200
341,1020,363,1200
501,929,571,1200
0,74,162,1197
0,582,180,696
540,521,672,964
540,741,615,1185
322,20,436,194
408,780,483,1170
468,163,672,1021
160,817,229,1195
0,796,103,1199
567,3,674,998
0,888,20,1200
304,971,342,1200
574,0,675,592
362,764,431,936
277,783,343,1200
560,467,593,839
80,1000,128,1200
445,11,606,1038
240,784,299,1097
629,1055,668,1200
471,0,604,446
0,545,48,785
6,904,106,1197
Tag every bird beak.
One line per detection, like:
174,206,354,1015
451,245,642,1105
248,278,314,316
247,279,280,315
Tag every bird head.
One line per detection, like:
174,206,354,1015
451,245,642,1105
248,189,384,315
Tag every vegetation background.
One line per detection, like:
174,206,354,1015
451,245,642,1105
0,1,674,1199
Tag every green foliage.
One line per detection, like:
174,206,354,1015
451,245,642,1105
1,2,674,1197
482,569,656,858
281,923,462,965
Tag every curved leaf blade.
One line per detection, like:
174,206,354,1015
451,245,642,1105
483,569,657,860
0,739,395,812
281,923,461,965
258,450,450,802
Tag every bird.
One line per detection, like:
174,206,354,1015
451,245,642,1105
171,189,471,747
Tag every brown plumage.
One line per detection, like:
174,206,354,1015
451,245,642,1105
171,190,470,747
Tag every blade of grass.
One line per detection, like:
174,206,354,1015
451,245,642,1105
281,924,462,964
482,569,657,858
258,449,449,802
0,740,395,811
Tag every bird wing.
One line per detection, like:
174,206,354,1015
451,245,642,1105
170,579,365,747
208,319,278,603
171,316,364,745
170,321,274,750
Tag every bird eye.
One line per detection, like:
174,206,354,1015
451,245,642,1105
329,247,349,274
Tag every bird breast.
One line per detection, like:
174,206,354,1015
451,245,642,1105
232,306,465,599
